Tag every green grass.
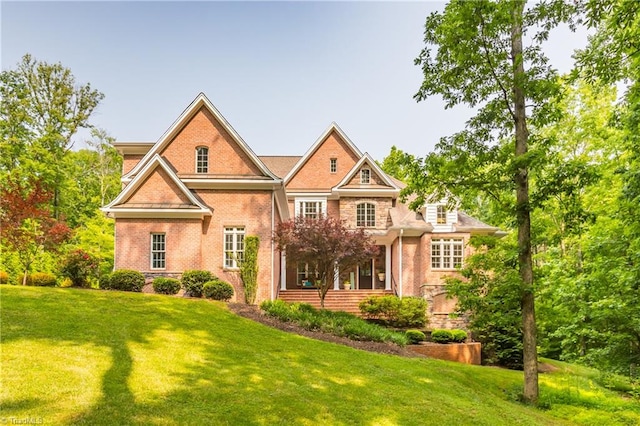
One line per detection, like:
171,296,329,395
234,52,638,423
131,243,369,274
1,286,638,425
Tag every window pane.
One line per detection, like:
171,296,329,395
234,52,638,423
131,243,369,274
196,147,208,173
151,234,166,269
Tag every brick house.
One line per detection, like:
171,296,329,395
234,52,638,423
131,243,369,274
103,93,500,327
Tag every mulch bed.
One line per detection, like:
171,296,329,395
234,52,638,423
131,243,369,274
227,303,425,358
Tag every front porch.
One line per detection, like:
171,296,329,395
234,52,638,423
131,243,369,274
278,289,393,315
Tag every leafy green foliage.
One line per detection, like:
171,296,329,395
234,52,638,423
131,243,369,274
451,330,468,343
181,270,214,298
25,272,57,287
203,279,234,301
0,271,8,284
60,249,99,288
358,295,427,328
260,300,409,346
430,329,454,344
102,269,144,292
405,329,426,344
152,277,181,295
239,235,259,304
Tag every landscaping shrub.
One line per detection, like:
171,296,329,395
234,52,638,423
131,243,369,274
99,273,112,290
60,249,99,287
240,235,259,304
451,329,468,343
260,300,409,346
0,271,9,284
102,269,144,292
181,270,214,297
359,295,427,328
430,329,467,344
26,272,57,287
152,277,181,295
406,329,426,344
203,279,234,301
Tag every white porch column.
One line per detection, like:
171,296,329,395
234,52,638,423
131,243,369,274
385,243,391,290
333,264,340,290
280,252,287,290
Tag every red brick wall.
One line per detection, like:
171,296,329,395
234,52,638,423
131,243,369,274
123,155,144,175
125,167,192,205
160,107,263,177
287,130,359,190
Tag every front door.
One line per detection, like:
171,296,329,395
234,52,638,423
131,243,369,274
358,260,373,289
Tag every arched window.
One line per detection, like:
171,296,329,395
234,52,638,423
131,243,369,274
356,202,376,227
196,146,208,173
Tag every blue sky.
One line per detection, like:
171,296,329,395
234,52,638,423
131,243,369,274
2,1,588,160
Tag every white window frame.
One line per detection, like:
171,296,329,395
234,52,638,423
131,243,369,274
360,168,371,184
294,198,327,219
431,238,464,270
196,146,209,174
356,202,376,227
330,158,337,173
224,227,245,269
436,205,447,224
150,233,166,270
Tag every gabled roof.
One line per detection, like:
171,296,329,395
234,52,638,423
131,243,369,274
333,153,402,191
283,122,363,184
259,156,302,179
102,154,211,218
123,93,278,181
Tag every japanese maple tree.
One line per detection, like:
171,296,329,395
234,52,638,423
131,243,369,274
0,176,71,284
273,215,378,308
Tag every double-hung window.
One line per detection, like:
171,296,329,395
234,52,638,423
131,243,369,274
196,146,209,173
224,227,245,268
295,199,326,219
431,238,464,269
356,202,376,227
436,205,447,224
151,233,166,269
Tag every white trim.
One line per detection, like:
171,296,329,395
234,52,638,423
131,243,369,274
385,243,391,290
104,209,210,219
123,93,278,181
195,145,209,174
223,226,245,269
332,188,400,197
113,142,155,155
360,167,371,184
333,153,401,191
284,122,363,184
294,197,327,218
181,178,283,190
102,154,211,217
280,252,287,291
398,229,403,298
271,192,275,301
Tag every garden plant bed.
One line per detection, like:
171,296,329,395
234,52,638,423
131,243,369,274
228,303,424,358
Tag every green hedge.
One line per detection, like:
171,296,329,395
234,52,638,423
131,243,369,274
405,329,426,344
431,329,468,344
26,272,57,287
152,277,181,295
203,279,234,301
181,270,214,297
101,269,144,292
358,295,427,328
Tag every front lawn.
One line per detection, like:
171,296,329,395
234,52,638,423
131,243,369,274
1,286,638,425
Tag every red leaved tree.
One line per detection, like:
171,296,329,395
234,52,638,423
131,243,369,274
0,176,71,284
273,215,378,308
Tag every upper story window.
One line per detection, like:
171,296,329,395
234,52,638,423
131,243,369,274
196,146,209,173
360,168,371,184
437,205,447,224
150,233,166,270
431,238,463,269
295,199,327,219
330,158,337,173
356,202,376,227
224,226,245,269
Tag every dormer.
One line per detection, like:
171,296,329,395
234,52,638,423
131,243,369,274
423,203,458,232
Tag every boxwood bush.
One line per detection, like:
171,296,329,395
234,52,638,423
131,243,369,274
181,270,214,297
405,329,426,344
26,272,57,287
431,329,468,344
152,277,181,295
203,279,234,301
359,295,427,328
102,269,144,292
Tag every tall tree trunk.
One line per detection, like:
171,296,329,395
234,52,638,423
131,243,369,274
511,0,539,404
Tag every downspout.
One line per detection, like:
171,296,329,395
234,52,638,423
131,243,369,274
271,191,275,301
399,228,403,299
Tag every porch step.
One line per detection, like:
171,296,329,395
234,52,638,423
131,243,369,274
278,289,393,315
